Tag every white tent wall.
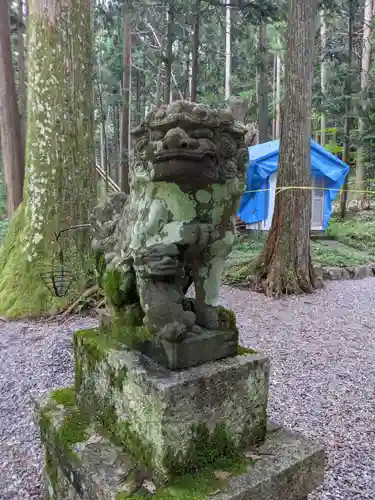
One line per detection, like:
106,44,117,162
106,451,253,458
246,174,325,232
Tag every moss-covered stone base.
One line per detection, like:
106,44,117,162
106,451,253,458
99,304,241,370
73,328,269,481
35,393,325,500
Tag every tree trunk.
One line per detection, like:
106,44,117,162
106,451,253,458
0,0,96,317
136,68,141,125
0,0,25,216
18,0,27,149
355,0,373,201
119,0,131,193
191,0,200,102
164,3,174,105
186,50,191,99
275,52,282,139
340,0,354,219
272,53,276,139
224,1,232,100
320,9,327,145
155,64,162,107
258,20,269,143
113,102,120,185
254,0,319,297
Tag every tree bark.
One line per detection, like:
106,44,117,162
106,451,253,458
275,52,282,139
0,0,25,216
355,0,373,201
155,63,162,107
119,0,131,193
18,0,27,149
224,1,232,100
320,9,327,145
257,20,269,143
340,0,354,219
272,53,276,139
191,0,200,102
164,2,174,105
0,0,96,317
254,0,319,297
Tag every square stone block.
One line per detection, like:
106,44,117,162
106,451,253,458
138,327,239,370
99,310,239,370
35,393,325,500
74,328,270,480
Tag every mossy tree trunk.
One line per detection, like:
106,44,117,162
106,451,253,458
253,0,319,297
0,0,96,317
257,20,269,144
0,0,25,216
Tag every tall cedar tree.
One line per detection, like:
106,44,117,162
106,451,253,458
0,0,25,216
0,0,96,317
254,0,320,296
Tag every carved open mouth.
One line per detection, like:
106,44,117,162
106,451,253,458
154,149,217,162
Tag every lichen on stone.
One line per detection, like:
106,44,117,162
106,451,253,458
116,455,249,499
90,100,248,353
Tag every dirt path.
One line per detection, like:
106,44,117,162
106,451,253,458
222,280,375,500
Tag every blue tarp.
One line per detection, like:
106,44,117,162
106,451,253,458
238,139,350,230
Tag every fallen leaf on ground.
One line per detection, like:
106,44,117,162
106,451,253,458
213,470,231,481
86,434,103,445
244,451,262,460
208,489,222,496
142,479,157,494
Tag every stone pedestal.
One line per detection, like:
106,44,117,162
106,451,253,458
36,392,324,500
74,328,269,480
35,326,325,499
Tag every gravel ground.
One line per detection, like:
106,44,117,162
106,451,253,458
1,279,375,499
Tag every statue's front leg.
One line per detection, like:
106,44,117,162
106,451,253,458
134,244,195,342
193,230,235,330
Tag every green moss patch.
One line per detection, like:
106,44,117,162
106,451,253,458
57,406,90,447
0,205,70,318
217,306,237,330
237,345,257,356
38,388,91,465
224,226,375,287
51,387,76,407
164,423,241,479
118,456,248,499
103,269,129,308
51,388,90,447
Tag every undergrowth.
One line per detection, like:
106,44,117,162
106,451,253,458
224,216,375,286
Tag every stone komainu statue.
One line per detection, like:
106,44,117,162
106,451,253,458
91,100,248,365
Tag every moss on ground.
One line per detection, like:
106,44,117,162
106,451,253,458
326,214,375,255
51,387,76,407
224,219,375,286
0,204,92,318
